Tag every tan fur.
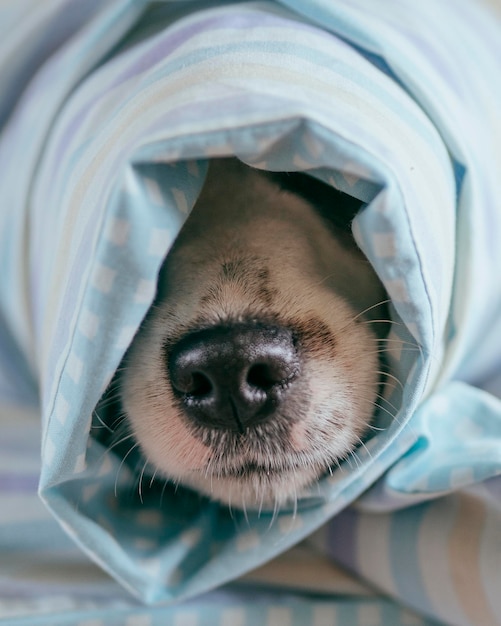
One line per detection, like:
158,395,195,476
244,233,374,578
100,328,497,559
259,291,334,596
121,158,386,509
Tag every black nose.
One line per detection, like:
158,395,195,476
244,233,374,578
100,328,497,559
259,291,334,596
167,323,299,433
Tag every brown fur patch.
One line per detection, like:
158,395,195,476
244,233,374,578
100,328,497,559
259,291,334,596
291,315,337,356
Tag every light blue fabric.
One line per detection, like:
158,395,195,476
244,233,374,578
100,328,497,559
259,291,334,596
1,1,500,624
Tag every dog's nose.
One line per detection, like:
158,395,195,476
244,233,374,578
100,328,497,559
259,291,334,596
168,324,299,432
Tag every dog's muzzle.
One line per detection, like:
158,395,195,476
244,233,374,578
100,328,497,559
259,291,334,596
167,323,300,433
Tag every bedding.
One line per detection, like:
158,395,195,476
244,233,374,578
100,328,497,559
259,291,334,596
1,1,500,624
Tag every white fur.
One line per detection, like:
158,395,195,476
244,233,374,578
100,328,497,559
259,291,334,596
121,158,385,509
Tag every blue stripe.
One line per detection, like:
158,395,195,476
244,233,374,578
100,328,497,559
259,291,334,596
389,503,433,616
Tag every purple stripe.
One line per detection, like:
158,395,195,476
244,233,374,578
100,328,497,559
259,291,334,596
56,89,294,211
0,474,39,493
55,13,223,163
44,91,294,406
53,12,240,163
324,507,359,571
483,474,501,500
103,10,314,89
0,441,39,454
52,9,316,164
143,92,295,137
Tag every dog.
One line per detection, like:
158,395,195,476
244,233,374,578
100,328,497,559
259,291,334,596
120,158,388,510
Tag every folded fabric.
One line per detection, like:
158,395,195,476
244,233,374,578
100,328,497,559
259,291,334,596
0,1,500,624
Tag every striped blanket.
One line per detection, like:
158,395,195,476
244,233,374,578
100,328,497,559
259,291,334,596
1,1,500,625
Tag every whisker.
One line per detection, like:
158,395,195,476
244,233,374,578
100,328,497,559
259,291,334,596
114,441,140,497
349,389,399,423
149,467,159,489
107,431,136,454
355,436,374,461
346,448,362,470
160,479,170,507
138,459,150,504
291,477,298,521
258,490,265,518
376,368,404,391
227,491,235,521
350,298,392,323
374,336,418,346
365,347,423,360
92,410,114,433
370,399,399,421
242,498,250,528
268,495,280,531
104,385,122,403
365,423,386,433
359,318,402,327
328,456,342,474
366,390,400,417
367,324,428,364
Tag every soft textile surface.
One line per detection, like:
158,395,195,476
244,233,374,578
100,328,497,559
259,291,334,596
0,1,500,625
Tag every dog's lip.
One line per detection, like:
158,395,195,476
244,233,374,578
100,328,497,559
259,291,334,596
209,461,297,479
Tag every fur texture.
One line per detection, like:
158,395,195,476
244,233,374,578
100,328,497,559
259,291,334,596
121,158,387,509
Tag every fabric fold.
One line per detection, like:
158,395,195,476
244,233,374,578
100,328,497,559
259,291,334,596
1,1,500,623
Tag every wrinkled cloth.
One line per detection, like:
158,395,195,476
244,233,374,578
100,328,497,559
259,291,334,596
0,1,500,625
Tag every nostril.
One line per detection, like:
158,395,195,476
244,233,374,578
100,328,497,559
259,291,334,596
247,363,275,390
246,362,290,391
187,372,213,397
167,322,300,430
169,347,214,397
